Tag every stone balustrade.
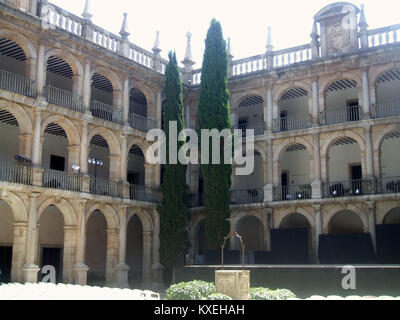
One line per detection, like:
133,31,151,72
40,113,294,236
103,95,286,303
366,24,400,48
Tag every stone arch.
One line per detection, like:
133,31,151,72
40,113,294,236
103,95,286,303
231,90,266,109
91,65,122,92
275,81,312,103
376,202,400,225
321,130,365,158
88,127,121,156
127,137,150,160
86,204,120,230
41,114,81,146
44,49,83,77
370,64,400,88
320,72,362,96
0,100,33,135
37,197,77,226
275,208,315,229
323,205,368,234
274,137,313,162
129,82,155,106
0,29,37,61
233,211,263,229
382,207,400,225
373,124,400,152
127,208,154,232
0,192,28,222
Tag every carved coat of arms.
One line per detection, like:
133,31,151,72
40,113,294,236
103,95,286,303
327,23,350,54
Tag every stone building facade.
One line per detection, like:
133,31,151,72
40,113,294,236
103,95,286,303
0,1,399,288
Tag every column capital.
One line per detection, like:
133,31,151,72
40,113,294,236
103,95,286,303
63,225,78,232
29,192,41,200
106,228,119,235
366,200,375,210
312,204,322,212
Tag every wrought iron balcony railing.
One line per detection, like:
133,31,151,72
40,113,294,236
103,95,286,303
322,179,376,198
128,113,158,132
129,184,162,203
42,169,82,192
320,106,362,125
0,160,32,185
90,100,123,124
89,177,122,198
371,102,400,119
377,176,400,194
230,188,264,204
44,85,84,112
273,184,312,201
233,121,265,136
0,69,36,97
272,114,312,132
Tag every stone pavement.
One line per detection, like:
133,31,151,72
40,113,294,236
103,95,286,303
0,283,160,300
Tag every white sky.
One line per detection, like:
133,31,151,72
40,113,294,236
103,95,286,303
50,0,400,68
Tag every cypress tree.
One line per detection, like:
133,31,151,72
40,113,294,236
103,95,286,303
198,19,232,249
158,52,189,281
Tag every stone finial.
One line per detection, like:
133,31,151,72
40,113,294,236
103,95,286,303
182,32,195,67
266,26,273,52
358,4,368,30
119,12,130,39
227,37,233,59
82,0,93,21
152,30,161,55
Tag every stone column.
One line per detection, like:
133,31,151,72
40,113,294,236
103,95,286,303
82,60,91,113
106,228,118,286
266,84,273,132
311,133,322,199
72,74,82,98
80,122,88,175
312,77,319,126
367,201,377,256
145,164,154,188
31,109,42,167
23,193,41,283
151,211,164,290
36,43,46,98
116,206,129,288
18,134,33,160
67,145,80,173
265,209,273,251
73,200,89,285
264,139,274,202
122,78,130,125
313,205,322,263
63,226,77,284
109,154,121,182
362,67,371,118
364,125,374,179
11,222,27,283
142,231,153,288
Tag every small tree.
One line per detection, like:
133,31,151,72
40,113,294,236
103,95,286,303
158,52,190,283
198,19,232,249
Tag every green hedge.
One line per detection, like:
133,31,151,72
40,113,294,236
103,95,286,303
166,281,296,300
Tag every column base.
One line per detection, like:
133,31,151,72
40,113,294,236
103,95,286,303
23,264,40,283
72,263,90,286
151,263,164,291
311,180,322,199
264,184,273,202
116,263,130,288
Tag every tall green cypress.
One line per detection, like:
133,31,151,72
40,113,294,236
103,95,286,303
158,52,189,280
198,19,232,249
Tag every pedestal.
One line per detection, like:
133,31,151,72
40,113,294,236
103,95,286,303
72,263,90,285
215,270,250,300
116,263,130,288
23,264,40,283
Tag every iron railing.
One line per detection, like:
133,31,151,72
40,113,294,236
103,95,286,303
233,121,265,136
0,69,36,97
0,161,32,185
44,85,84,112
273,184,312,201
89,177,122,197
371,102,400,119
272,114,312,132
90,101,123,124
128,113,158,132
42,169,82,192
320,106,362,125
377,176,400,194
129,184,162,203
230,189,264,204
322,179,373,198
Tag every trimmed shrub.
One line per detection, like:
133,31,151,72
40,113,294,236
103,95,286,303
250,288,296,300
205,293,233,300
166,281,216,300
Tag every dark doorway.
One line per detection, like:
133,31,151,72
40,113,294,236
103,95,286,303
127,172,139,185
281,171,289,200
350,164,363,195
0,247,12,284
347,100,360,121
41,247,63,283
50,155,65,172
280,110,288,131
238,118,248,137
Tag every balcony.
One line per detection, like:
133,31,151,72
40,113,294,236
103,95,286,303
0,160,32,185
90,101,123,124
128,113,158,132
0,69,36,98
273,184,312,201
323,179,373,198
372,102,400,119
42,169,82,192
233,121,265,136
320,106,362,126
44,85,84,113
89,177,122,198
272,114,312,132
230,189,264,204
377,176,400,194
129,184,162,203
